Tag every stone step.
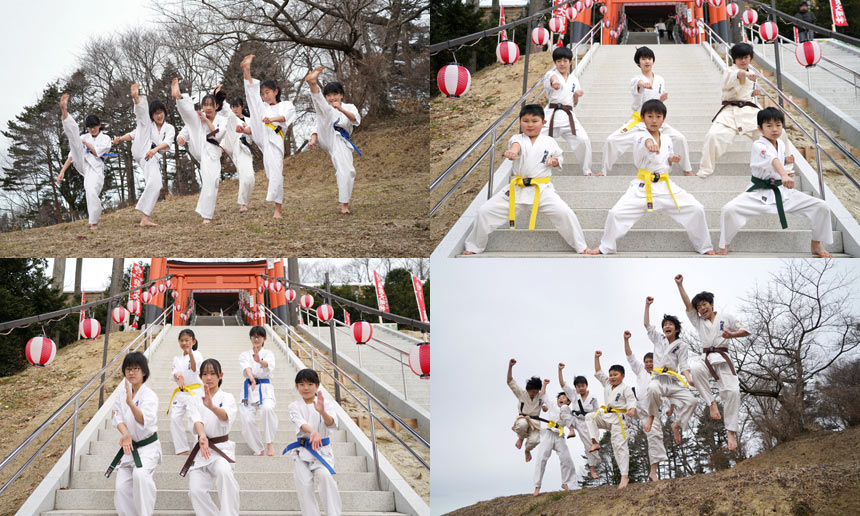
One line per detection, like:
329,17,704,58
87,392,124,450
70,470,379,490
96,428,349,444
87,440,357,457
78,454,369,473
517,208,815,230
557,162,755,176
562,150,753,163
549,175,794,191
521,189,815,208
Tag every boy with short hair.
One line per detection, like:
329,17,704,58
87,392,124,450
675,274,749,451
557,365,600,479
532,392,576,495
586,349,637,489
507,358,549,462
601,46,692,176
589,99,714,255
463,104,590,254
718,107,832,257
540,46,593,176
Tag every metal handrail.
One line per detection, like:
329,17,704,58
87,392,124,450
429,22,602,216
742,0,860,47
260,306,429,481
702,24,860,195
0,307,171,496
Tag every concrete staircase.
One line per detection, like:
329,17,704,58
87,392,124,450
40,325,410,516
474,44,846,256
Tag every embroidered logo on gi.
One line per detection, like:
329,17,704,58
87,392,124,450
762,196,768,202
719,320,725,331
540,150,549,165
219,402,223,408
761,149,767,156
614,393,621,402
670,345,679,355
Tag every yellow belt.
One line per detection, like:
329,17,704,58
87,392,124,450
594,405,628,438
508,176,552,230
265,123,285,140
637,169,680,213
652,367,689,388
547,420,565,437
166,383,202,414
620,111,643,134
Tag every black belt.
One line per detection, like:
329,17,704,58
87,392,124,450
711,100,759,123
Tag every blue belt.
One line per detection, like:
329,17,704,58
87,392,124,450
333,121,361,156
242,378,270,406
282,437,335,474
85,147,117,162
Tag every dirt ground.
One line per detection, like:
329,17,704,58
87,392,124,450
429,49,860,245
446,426,860,516
0,112,432,258
0,330,144,516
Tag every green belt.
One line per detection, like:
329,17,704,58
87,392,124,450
105,432,158,477
746,176,787,229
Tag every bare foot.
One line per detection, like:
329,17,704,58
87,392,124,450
561,483,569,491
177,451,190,456
643,415,654,433
266,444,275,456
304,65,325,84
239,205,248,212
252,451,265,457
671,422,682,444
618,475,629,489
704,250,716,255
716,246,729,255
649,472,659,482
515,438,523,449
240,54,255,70
709,401,722,420
684,171,696,176
202,219,212,224
341,203,350,214
727,430,738,451
590,466,598,479
59,93,70,120
140,216,158,227
584,248,603,255
525,450,532,462
461,250,476,255
171,78,181,99
811,241,832,258
89,224,98,231
533,487,540,496
590,171,605,177
273,204,283,219
588,442,601,453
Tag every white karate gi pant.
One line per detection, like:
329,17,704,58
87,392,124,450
698,122,789,177
233,146,255,206
169,391,198,454
628,407,667,465
719,191,832,248
135,156,162,217
244,81,284,205
310,91,357,203
571,417,600,467
62,116,103,225
188,457,240,516
114,463,157,516
463,187,588,254
294,455,342,516
602,122,691,174
533,428,575,488
690,359,740,433
586,412,629,475
598,189,712,254
239,399,278,454
512,417,541,453
176,97,221,220
648,376,697,430
541,122,593,176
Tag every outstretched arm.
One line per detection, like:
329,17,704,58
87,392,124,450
594,350,602,373
675,274,693,312
623,330,633,357
507,358,515,384
557,363,566,388
644,296,653,329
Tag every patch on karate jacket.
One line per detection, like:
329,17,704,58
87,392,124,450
614,393,621,402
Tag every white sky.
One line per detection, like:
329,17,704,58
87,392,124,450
0,1,155,157
429,258,860,515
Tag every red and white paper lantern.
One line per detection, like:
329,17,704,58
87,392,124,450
112,306,128,324
165,279,172,289
175,303,182,312
257,285,265,294
316,304,334,322
263,279,270,289
409,344,430,378
760,21,778,42
603,19,611,28
300,294,314,309
496,41,519,66
548,16,566,33
574,1,584,12
171,291,179,299
584,0,594,9
180,313,188,322
26,336,56,367
531,26,550,46
695,0,703,8
726,2,739,17
795,40,822,67
142,291,152,304
127,299,141,314
271,281,284,293
158,283,166,294
708,0,722,7
436,64,471,99
599,5,607,15
610,30,617,38
352,321,373,344
564,5,576,20
285,289,297,303
148,285,157,296
80,318,101,340
742,9,758,26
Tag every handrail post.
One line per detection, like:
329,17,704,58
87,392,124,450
814,127,825,200
68,397,79,488
401,360,408,400
98,299,114,408
770,0,784,107
522,6,535,97
487,126,497,200
325,273,341,404
367,393,382,490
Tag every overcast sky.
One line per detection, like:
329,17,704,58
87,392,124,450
430,258,860,515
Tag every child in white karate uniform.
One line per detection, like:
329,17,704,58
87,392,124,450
532,392,576,495
113,83,175,227
305,66,362,214
718,107,832,257
182,358,240,516
586,350,637,489
506,358,548,462
591,99,714,255
601,47,691,176
57,93,111,230
462,104,590,255
557,365,600,479
286,368,342,516
675,274,749,451
642,297,697,447
239,325,278,456
540,46,593,176
168,329,204,455
240,54,297,219
108,352,162,516
221,96,256,212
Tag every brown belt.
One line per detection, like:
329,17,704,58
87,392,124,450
711,100,759,123
179,434,234,476
547,103,576,137
703,346,736,381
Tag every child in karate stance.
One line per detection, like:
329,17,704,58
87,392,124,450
601,46,692,176
642,297,697,446
462,104,590,254
540,46,593,176
675,274,749,451
586,350,637,489
304,66,362,214
239,325,278,456
240,54,297,219
507,358,549,462
181,358,240,516
557,366,600,479
107,352,161,516
286,368,342,516
718,108,832,257
589,100,714,255
171,78,227,223
222,96,256,212
57,93,111,231
168,329,204,455
112,83,175,227
533,392,576,495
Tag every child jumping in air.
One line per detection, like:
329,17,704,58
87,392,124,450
507,358,549,462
